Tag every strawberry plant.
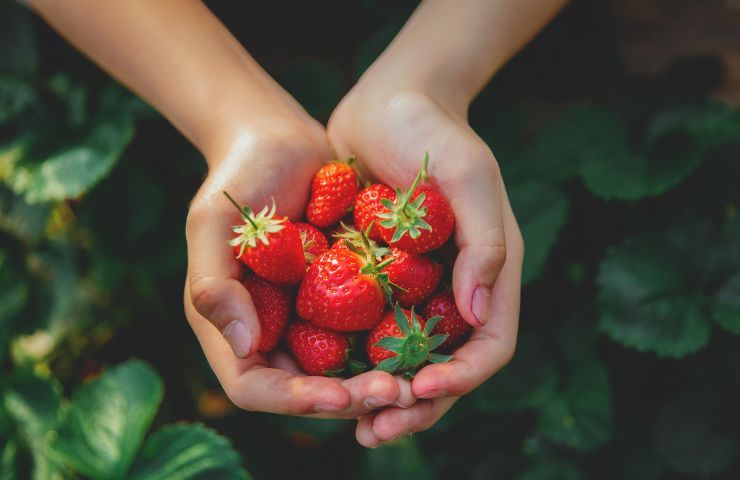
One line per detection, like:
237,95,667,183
1,1,740,479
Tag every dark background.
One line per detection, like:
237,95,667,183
2,0,740,479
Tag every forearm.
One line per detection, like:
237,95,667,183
27,0,300,162
363,0,568,112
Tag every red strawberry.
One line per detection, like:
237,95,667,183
295,222,329,265
225,192,305,285
306,160,360,228
423,291,471,352
366,304,451,373
242,274,291,352
377,153,455,254
286,320,349,375
354,184,395,242
296,233,394,331
382,248,442,308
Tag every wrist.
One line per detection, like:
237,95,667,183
355,54,473,122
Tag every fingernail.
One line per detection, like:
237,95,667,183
392,401,409,409
472,286,491,326
222,320,253,358
363,397,388,409
314,403,343,413
417,389,446,399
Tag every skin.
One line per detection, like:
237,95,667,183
27,0,566,442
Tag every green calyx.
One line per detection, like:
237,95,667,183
377,152,433,242
333,222,389,260
342,225,401,306
224,191,285,258
374,303,452,374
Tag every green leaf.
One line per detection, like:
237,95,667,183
3,376,64,480
597,237,711,357
579,126,704,201
361,437,432,480
276,59,344,120
506,107,619,183
654,394,738,477
3,376,61,438
374,336,405,352
509,181,569,284
128,423,249,480
0,440,17,480
472,337,558,414
5,112,134,204
374,356,401,374
0,186,51,243
517,461,586,480
0,4,37,76
538,363,613,451
647,101,740,148
49,360,164,480
0,77,35,125
711,273,740,334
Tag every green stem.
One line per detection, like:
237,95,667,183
223,191,258,229
399,152,430,211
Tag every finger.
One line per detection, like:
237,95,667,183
393,376,416,409
267,349,305,375
442,156,507,327
371,397,458,442
356,412,382,448
186,190,260,358
185,282,351,414
337,371,400,418
413,185,522,398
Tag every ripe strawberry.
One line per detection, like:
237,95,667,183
286,320,349,376
354,184,395,242
295,222,329,265
377,153,455,254
423,291,471,353
382,248,442,308
296,232,395,331
242,274,291,352
366,304,451,373
225,192,305,285
306,160,360,228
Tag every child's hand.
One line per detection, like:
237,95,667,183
329,87,524,445
185,119,414,418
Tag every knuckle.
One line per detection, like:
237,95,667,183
222,385,254,412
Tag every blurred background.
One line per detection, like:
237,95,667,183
1,0,740,479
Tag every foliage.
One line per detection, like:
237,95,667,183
1,1,740,479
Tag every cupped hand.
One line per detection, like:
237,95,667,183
185,117,414,419
328,88,524,445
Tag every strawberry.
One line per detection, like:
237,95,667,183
295,222,329,265
382,248,443,308
225,192,305,285
242,274,291,352
423,291,471,353
296,232,395,331
366,304,452,373
354,183,395,242
286,320,349,376
377,153,455,254
306,160,360,228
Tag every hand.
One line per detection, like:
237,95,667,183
328,87,524,445
185,115,415,419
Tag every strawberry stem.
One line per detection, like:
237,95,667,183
223,191,258,229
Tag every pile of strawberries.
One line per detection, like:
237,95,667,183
225,154,471,376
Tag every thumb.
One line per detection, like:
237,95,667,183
185,198,261,358
445,165,507,327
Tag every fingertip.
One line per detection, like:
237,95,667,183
411,362,459,398
356,413,381,448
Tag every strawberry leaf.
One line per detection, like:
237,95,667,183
375,356,402,373
374,336,406,352
393,304,411,336
423,316,444,336
427,334,449,352
428,353,453,364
